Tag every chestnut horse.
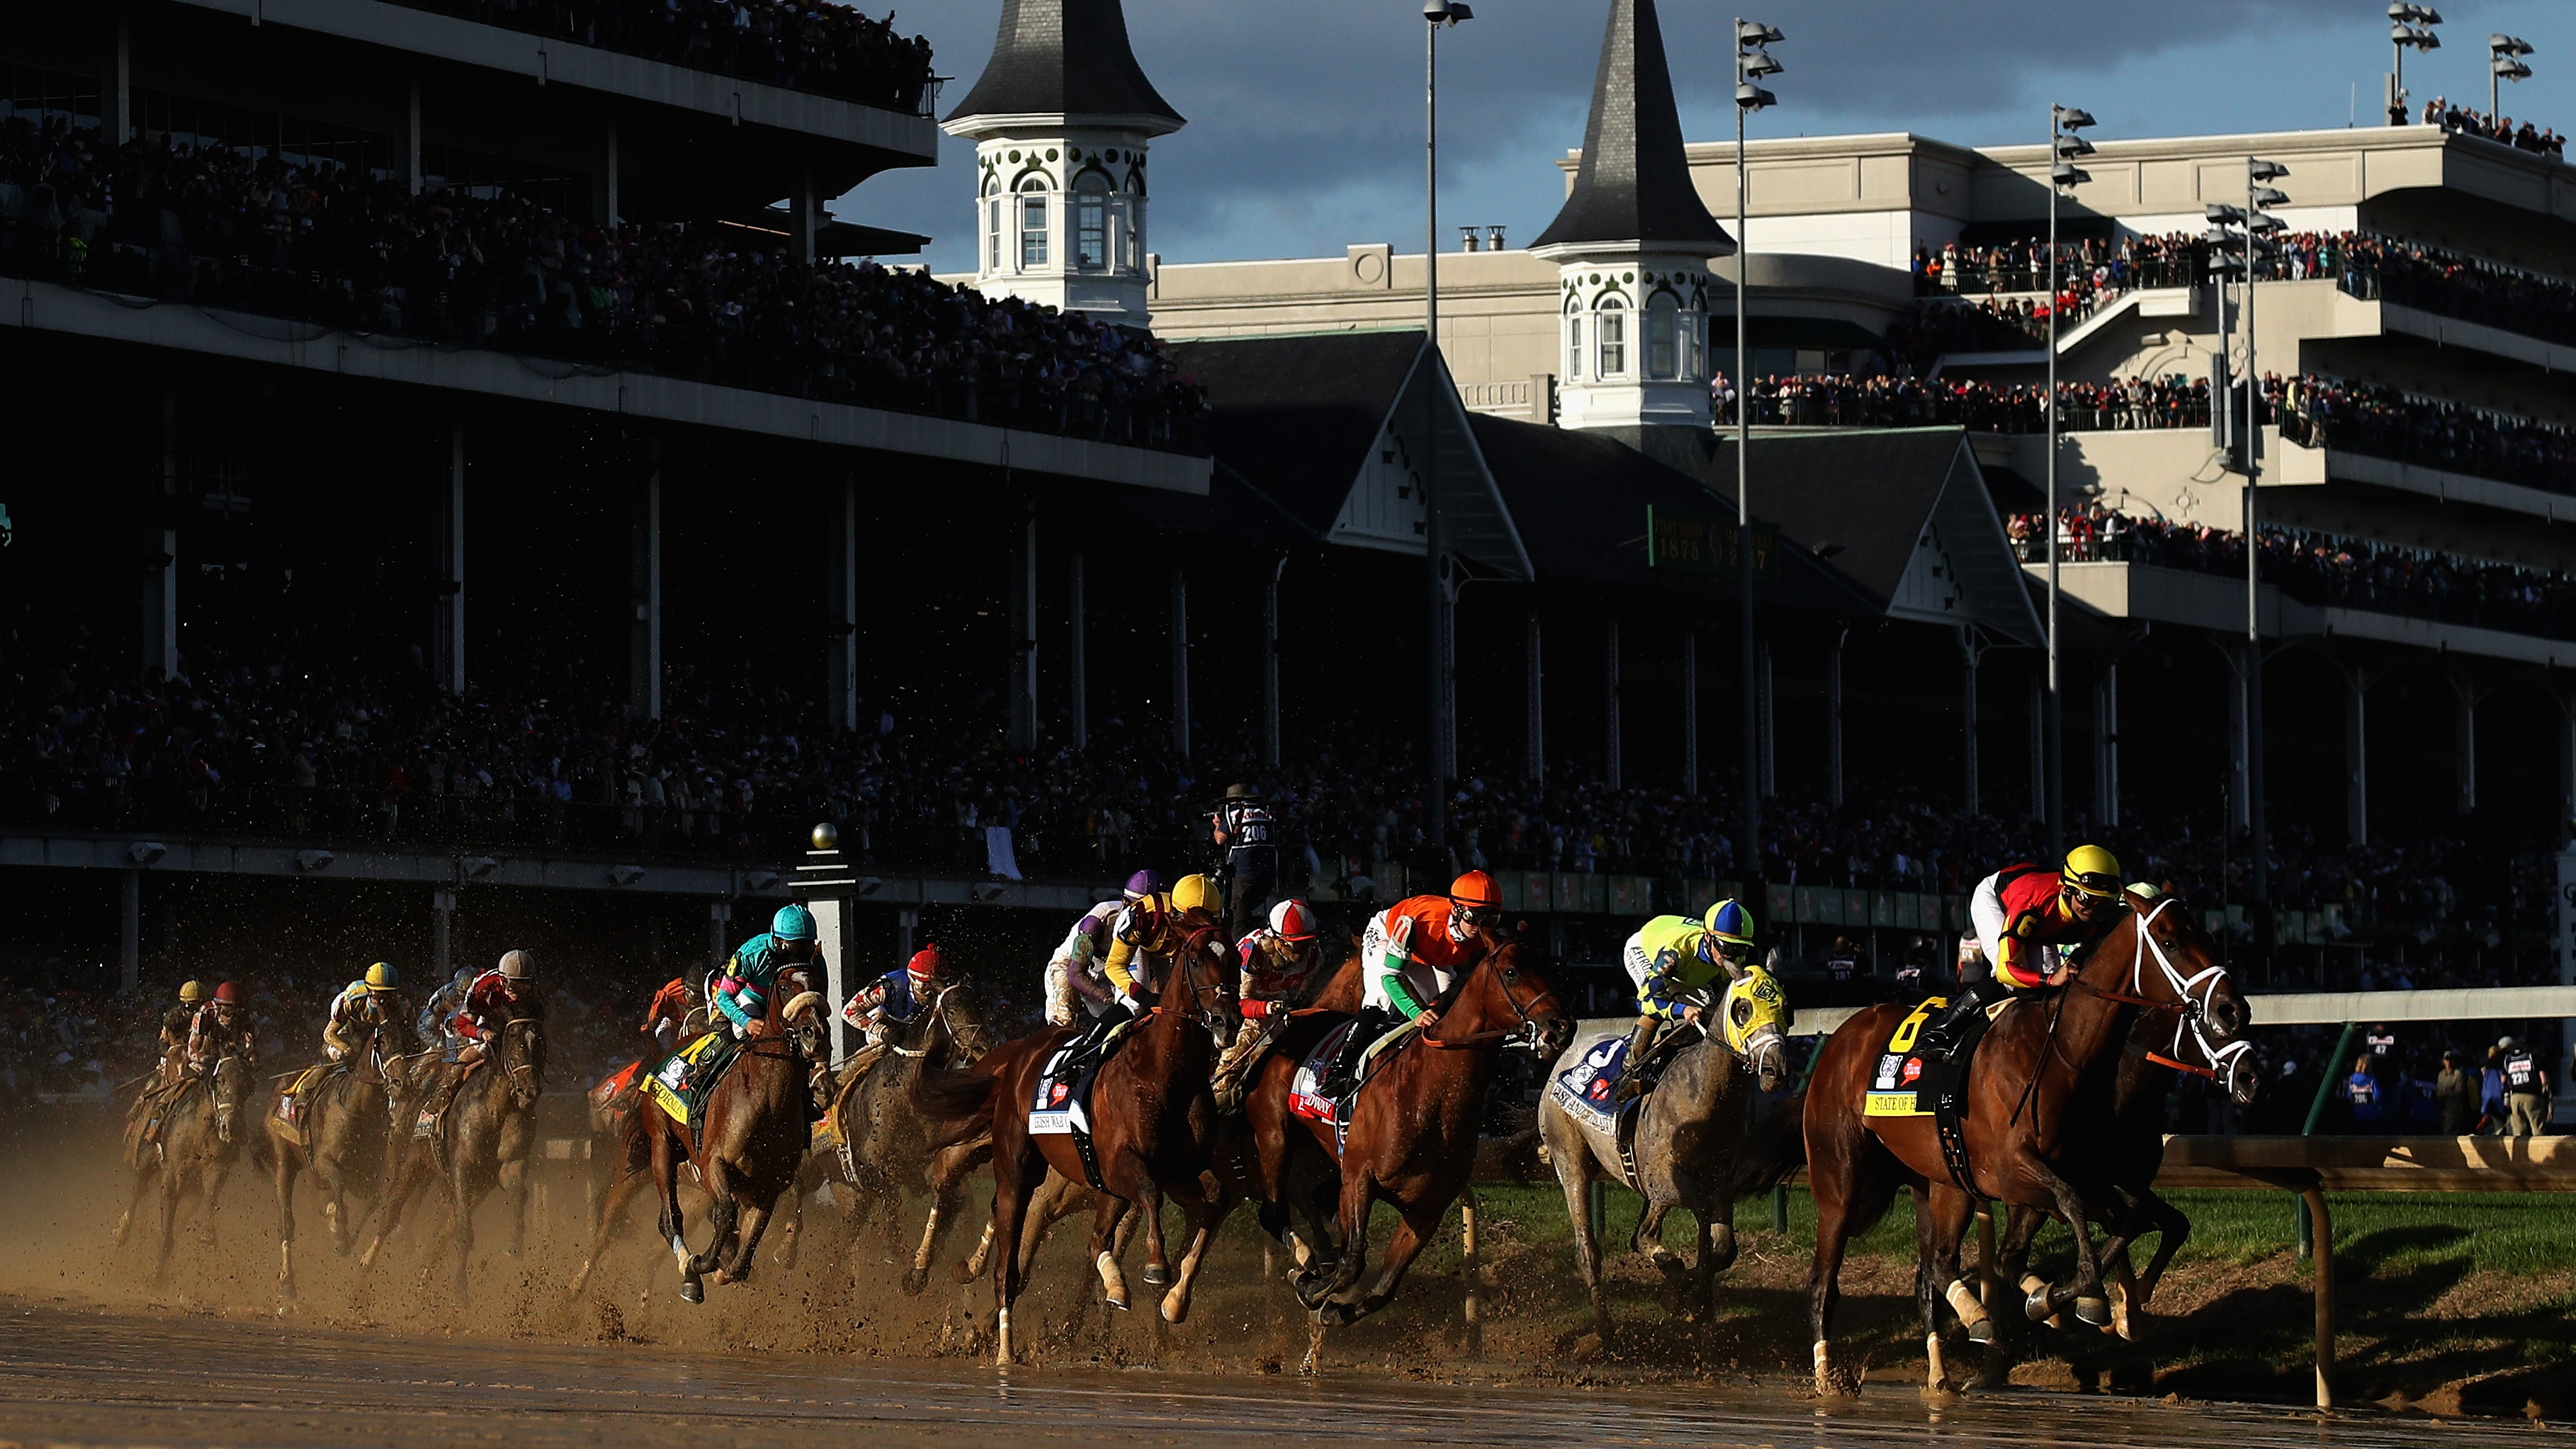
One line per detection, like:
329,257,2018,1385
1243,932,1571,1329
917,920,1238,1365
1798,893,2250,1394
570,964,825,1304
356,1001,546,1301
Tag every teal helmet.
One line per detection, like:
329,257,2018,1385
772,903,818,942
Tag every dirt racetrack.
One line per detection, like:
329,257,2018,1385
4,1104,2571,1445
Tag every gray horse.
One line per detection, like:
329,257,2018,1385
1540,988,1788,1353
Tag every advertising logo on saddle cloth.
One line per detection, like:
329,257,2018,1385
1548,1037,1634,1133
1028,1042,1092,1137
1865,994,2009,1117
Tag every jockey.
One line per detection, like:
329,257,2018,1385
1211,898,1325,1110
322,962,413,1063
1101,872,1223,1012
450,950,536,1065
159,980,203,1057
1919,844,2125,1059
417,965,475,1056
639,975,699,1057
842,945,946,1047
712,904,823,1040
1046,870,1158,1027
184,981,255,1075
1321,872,1503,1100
1612,898,1756,1101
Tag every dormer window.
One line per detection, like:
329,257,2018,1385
1595,295,1627,378
1074,173,1111,271
1018,176,1050,269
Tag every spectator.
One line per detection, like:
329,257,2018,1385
2345,1053,2383,1132
2480,1043,2509,1131
2501,1036,2553,1137
2436,1048,2477,1134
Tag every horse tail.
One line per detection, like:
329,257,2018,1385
1728,1090,1809,1199
914,1055,1010,1149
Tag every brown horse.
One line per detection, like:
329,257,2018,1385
113,1051,255,1282
263,1030,422,1304
1993,938,2261,1351
1243,932,1571,1329
1797,893,2250,1394
356,1000,547,1300
815,976,997,1295
570,966,823,1304
917,920,1238,1365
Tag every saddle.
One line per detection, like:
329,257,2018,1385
642,1029,745,1140
1288,1015,1420,1147
1865,994,2013,1190
1028,1016,1146,1190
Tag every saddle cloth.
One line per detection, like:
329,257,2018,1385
1547,1035,1638,1136
1287,1015,1420,1129
644,1030,743,1129
1863,995,2009,1118
1028,1015,1138,1138
589,1060,643,1113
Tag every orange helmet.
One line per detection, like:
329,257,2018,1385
1448,872,1502,910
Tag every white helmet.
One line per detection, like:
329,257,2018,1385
498,949,535,981
1267,899,1318,942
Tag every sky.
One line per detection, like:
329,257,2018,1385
852,1,2576,275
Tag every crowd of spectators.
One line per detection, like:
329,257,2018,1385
2010,506,2576,642
2424,97,2565,159
0,115,1204,451
1719,370,2226,431
388,0,937,113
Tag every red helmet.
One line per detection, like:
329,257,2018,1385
1447,872,1502,910
1267,899,1318,942
212,981,243,1005
907,946,944,979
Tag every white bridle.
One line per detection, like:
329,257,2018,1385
2129,896,2254,1093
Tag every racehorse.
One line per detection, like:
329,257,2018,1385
1993,925,2261,1353
1243,931,1571,1329
917,921,1239,1365
113,1051,255,1282
262,1028,422,1304
570,966,824,1304
817,976,998,1295
1539,984,1791,1349
1795,893,2251,1395
356,999,547,1301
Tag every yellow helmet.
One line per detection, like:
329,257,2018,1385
2063,844,2123,898
363,962,399,992
1171,874,1219,915
179,979,205,1004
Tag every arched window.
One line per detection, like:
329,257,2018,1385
982,176,1002,273
1646,293,1680,380
1073,172,1111,271
1017,175,1050,269
1564,301,1583,381
1595,295,1627,379
1122,168,1148,271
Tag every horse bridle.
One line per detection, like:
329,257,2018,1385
1426,949,1556,1052
2086,896,2254,1093
885,981,959,1059
501,1015,545,1100
1155,938,1236,1045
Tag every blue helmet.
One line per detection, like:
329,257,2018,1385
772,903,818,942
1703,898,1756,947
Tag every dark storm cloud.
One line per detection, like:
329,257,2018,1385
864,1,2379,267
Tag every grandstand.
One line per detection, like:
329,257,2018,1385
0,0,2566,1103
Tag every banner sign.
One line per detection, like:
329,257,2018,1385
1647,506,1778,581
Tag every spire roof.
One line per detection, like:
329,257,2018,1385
1531,0,1732,254
944,0,1185,134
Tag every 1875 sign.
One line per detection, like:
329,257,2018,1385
1647,506,1777,580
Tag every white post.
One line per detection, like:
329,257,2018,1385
813,896,849,1065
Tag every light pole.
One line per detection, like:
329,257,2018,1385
2492,34,2535,122
2389,4,2442,125
1734,17,1780,893
1423,0,1470,862
2045,103,2094,855
2207,158,2289,957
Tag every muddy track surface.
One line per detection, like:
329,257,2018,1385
0,1299,2559,1449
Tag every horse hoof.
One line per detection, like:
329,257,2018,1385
679,1278,704,1305
2073,1295,2112,1328
900,1269,928,1297
1141,1264,1170,1289
1965,1319,1994,1345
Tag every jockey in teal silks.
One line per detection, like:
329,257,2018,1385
713,904,823,1039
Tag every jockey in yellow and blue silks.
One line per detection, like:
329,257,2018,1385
1612,898,1756,1100
712,904,823,1039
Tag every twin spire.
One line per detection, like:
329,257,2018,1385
1533,0,1732,255
945,0,1184,135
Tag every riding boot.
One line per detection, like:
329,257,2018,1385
1320,1008,1383,1102
1612,1015,1662,1102
1916,978,1998,1061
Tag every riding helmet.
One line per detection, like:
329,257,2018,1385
1704,898,1756,946
1268,899,1319,942
907,945,945,978
1171,874,1220,915
363,961,399,991
179,979,205,1004
497,949,536,980
212,981,242,1005
2062,843,2124,898
1123,868,1165,901
771,903,818,942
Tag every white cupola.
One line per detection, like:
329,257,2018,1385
942,0,1185,329
1528,0,1735,432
